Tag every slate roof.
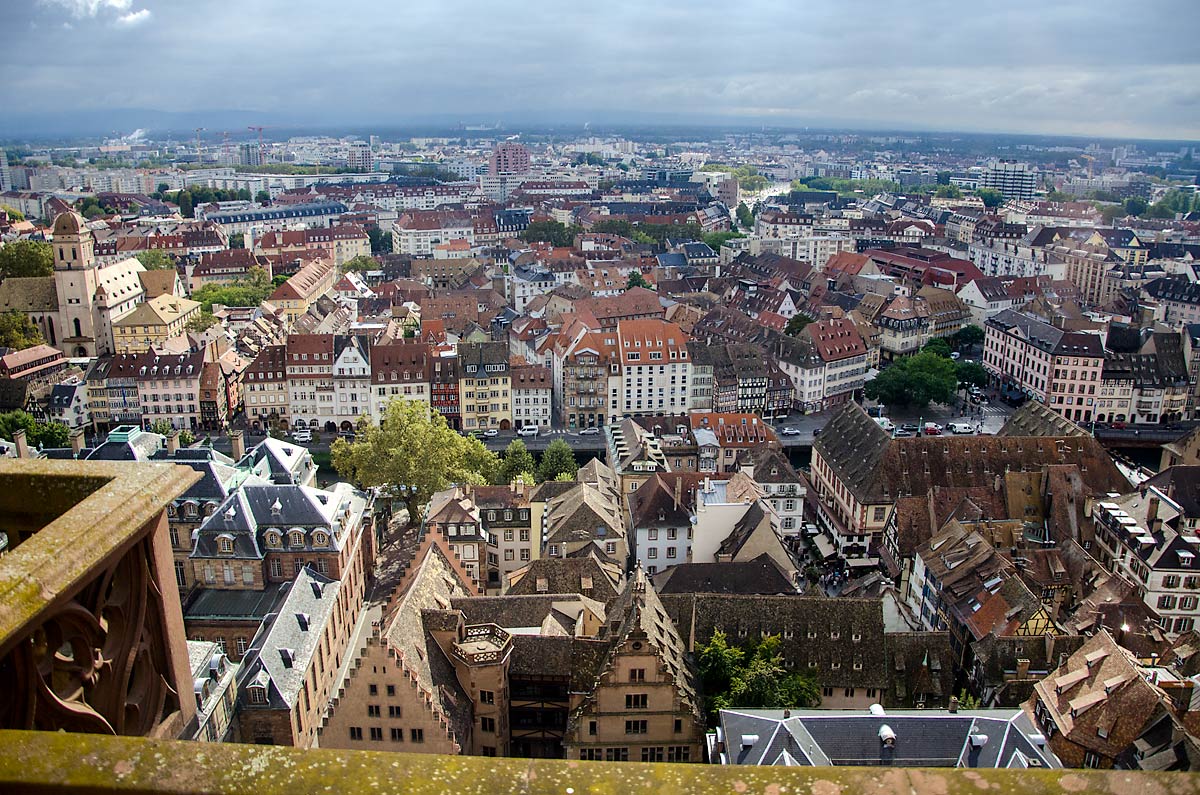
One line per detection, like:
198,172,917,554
237,568,341,709
662,594,887,690
650,554,796,595
998,401,1089,438
717,708,1059,768
814,402,1127,506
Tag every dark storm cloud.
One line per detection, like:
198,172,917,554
4,0,1198,138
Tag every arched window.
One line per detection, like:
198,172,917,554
185,502,198,518
47,317,55,345
289,530,305,548
73,318,82,338
312,531,328,547
265,531,281,548
218,535,234,554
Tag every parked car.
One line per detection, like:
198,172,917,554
948,421,975,434
1111,421,1127,430
900,423,919,433
291,428,312,443
893,428,916,437
578,427,602,435
482,428,500,438
923,422,943,435
780,427,802,436
874,417,895,432
950,352,961,360
812,427,822,437
517,425,539,437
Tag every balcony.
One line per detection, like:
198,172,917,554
0,730,1193,794
0,459,200,739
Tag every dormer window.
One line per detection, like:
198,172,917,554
289,530,305,548
247,685,267,705
185,503,198,518
312,531,328,547
217,535,235,555
266,531,281,548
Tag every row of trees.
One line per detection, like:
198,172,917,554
331,401,580,521
190,266,273,311
699,163,769,192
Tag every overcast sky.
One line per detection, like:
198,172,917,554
4,0,1198,139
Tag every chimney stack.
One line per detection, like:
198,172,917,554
1147,496,1161,534
13,429,30,459
231,429,245,461
1016,658,1031,679
69,428,85,456
166,430,180,455
948,696,959,714
673,475,682,506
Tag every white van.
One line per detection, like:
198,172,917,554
291,428,313,443
948,421,975,434
517,425,539,437
873,417,895,432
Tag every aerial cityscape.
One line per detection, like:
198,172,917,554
1,1,1200,791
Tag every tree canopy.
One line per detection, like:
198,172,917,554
499,439,537,485
537,438,578,483
342,255,378,273
934,184,962,199
190,266,272,311
735,202,754,230
366,224,393,254
185,310,219,333
0,239,54,279
697,630,820,726
865,351,959,409
956,360,989,389
520,220,580,247
975,188,1004,209
330,400,501,520
923,337,953,358
626,271,651,291
0,311,44,350
953,324,985,348
0,411,69,449
701,230,745,250
785,314,813,337
135,250,176,271
149,419,196,446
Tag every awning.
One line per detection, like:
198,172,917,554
813,535,836,559
846,557,880,568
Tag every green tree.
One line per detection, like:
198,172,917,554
176,190,194,218
865,351,959,409
954,324,985,348
0,410,68,449
626,271,651,290
342,254,377,273
366,224,393,254
186,310,219,332
0,311,44,350
255,190,271,204
736,202,754,229
1,205,25,221
554,471,575,482
537,438,578,483
156,182,170,195
330,399,500,521
702,231,745,250
956,689,983,710
1046,190,1076,202
1098,204,1123,225
975,188,1004,209
135,250,176,271
499,439,537,485
0,239,54,278
696,632,820,726
228,233,245,249
923,337,953,358
1123,197,1148,217
934,184,962,199
785,314,813,337
956,360,989,389
521,220,580,247
271,274,290,288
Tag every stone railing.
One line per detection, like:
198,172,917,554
0,459,200,739
0,730,1197,795
452,623,512,666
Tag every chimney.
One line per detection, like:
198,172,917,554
673,475,682,506
1162,680,1194,715
948,695,959,714
13,429,30,459
166,430,180,455
1147,496,1161,534
231,429,245,461
1016,658,1031,679
69,428,85,456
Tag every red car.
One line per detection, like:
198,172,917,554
1111,421,1127,430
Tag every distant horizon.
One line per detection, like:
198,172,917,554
4,108,1199,149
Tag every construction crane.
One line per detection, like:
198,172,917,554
221,131,232,162
1080,153,1096,179
247,126,267,164
193,127,206,161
